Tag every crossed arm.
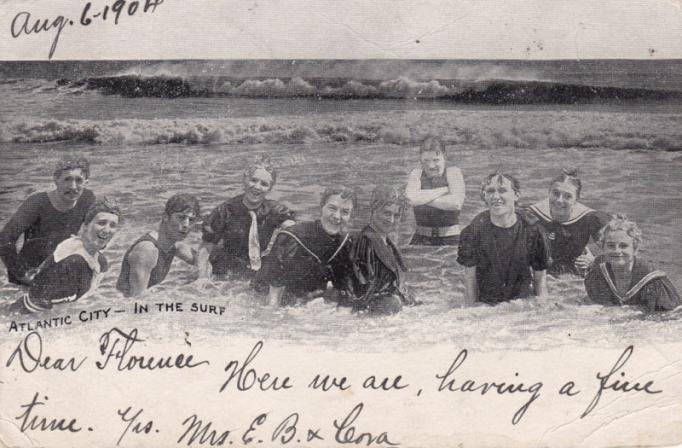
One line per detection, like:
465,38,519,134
405,167,465,210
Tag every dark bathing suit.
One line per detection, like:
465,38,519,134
526,200,608,276
0,189,96,284
11,237,106,314
116,233,177,295
411,169,460,246
345,225,411,314
585,255,681,312
256,220,350,304
202,194,294,276
457,211,551,304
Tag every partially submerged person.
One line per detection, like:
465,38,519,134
345,186,416,315
457,171,550,305
10,199,121,314
256,186,354,306
405,137,465,246
526,169,609,276
585,215,681,312
116,194,200,297
198,155,295,279
0,156,96,285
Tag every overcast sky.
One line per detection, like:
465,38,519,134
1,0,681,60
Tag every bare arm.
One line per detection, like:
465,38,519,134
196,241,216,279
125,241,159,297
174,242,197,265
405,169,448,206
428,166,465,210
463,267,478,306
533,270,548,298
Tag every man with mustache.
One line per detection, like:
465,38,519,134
197,155,295,280
405,137,465,246
0,156,96,285
116,194,201,297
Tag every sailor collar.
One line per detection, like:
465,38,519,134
529,199,594,225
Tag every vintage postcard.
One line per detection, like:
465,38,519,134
1,1,682,447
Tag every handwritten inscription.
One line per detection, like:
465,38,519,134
9,0,164,59
2,327,667,445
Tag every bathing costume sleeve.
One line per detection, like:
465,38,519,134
202,202,232,244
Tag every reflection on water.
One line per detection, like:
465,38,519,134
1,107,681,350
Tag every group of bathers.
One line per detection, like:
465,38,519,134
2,138,680,315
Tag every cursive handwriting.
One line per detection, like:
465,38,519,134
10,12,69,59
333,403,399,446
116,406,155,446
435,349,543,425
6,331,87,373
9,0,164,59
96,327,210,371
581,345,662,418
219,341,293,392
15,393,82,433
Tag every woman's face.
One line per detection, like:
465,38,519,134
483,176,519,217
320,194,353,235
603,229,637,269
82,212,119,251
371,203,401,236
243,167,274,206
548,181,579,222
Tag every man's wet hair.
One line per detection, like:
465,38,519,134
243,154,277,186
479,170,521,201
165,193,200,217
320,186,357,210
419,136,445,155
54,155,90,179
84,197,122,225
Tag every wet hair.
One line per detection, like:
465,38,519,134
598,214,642,249
549,168,582,198
320,186,357,210
165,193,200,217
53,155,90,179
243,154,277,186
83,197,123,225
370,185,406,214
479,170,521,202
419,136,445,155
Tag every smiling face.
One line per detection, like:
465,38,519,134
243,167,274,207
54,168,88,204
320,194,353,235
420,150,445,178
163,209,197,242
82,212,119,252
371,203,401,236
603,229,637,269
548,181,579,222
483,175,519,217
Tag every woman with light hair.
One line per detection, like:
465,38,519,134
584,215,680,312
344,185,417,315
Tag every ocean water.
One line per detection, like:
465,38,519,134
0,60,681,351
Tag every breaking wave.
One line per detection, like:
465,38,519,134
2,110,681,150
50,75,682,103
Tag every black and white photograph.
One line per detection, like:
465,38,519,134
1,1,681,446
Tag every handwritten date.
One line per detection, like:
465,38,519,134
10,0,164,59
